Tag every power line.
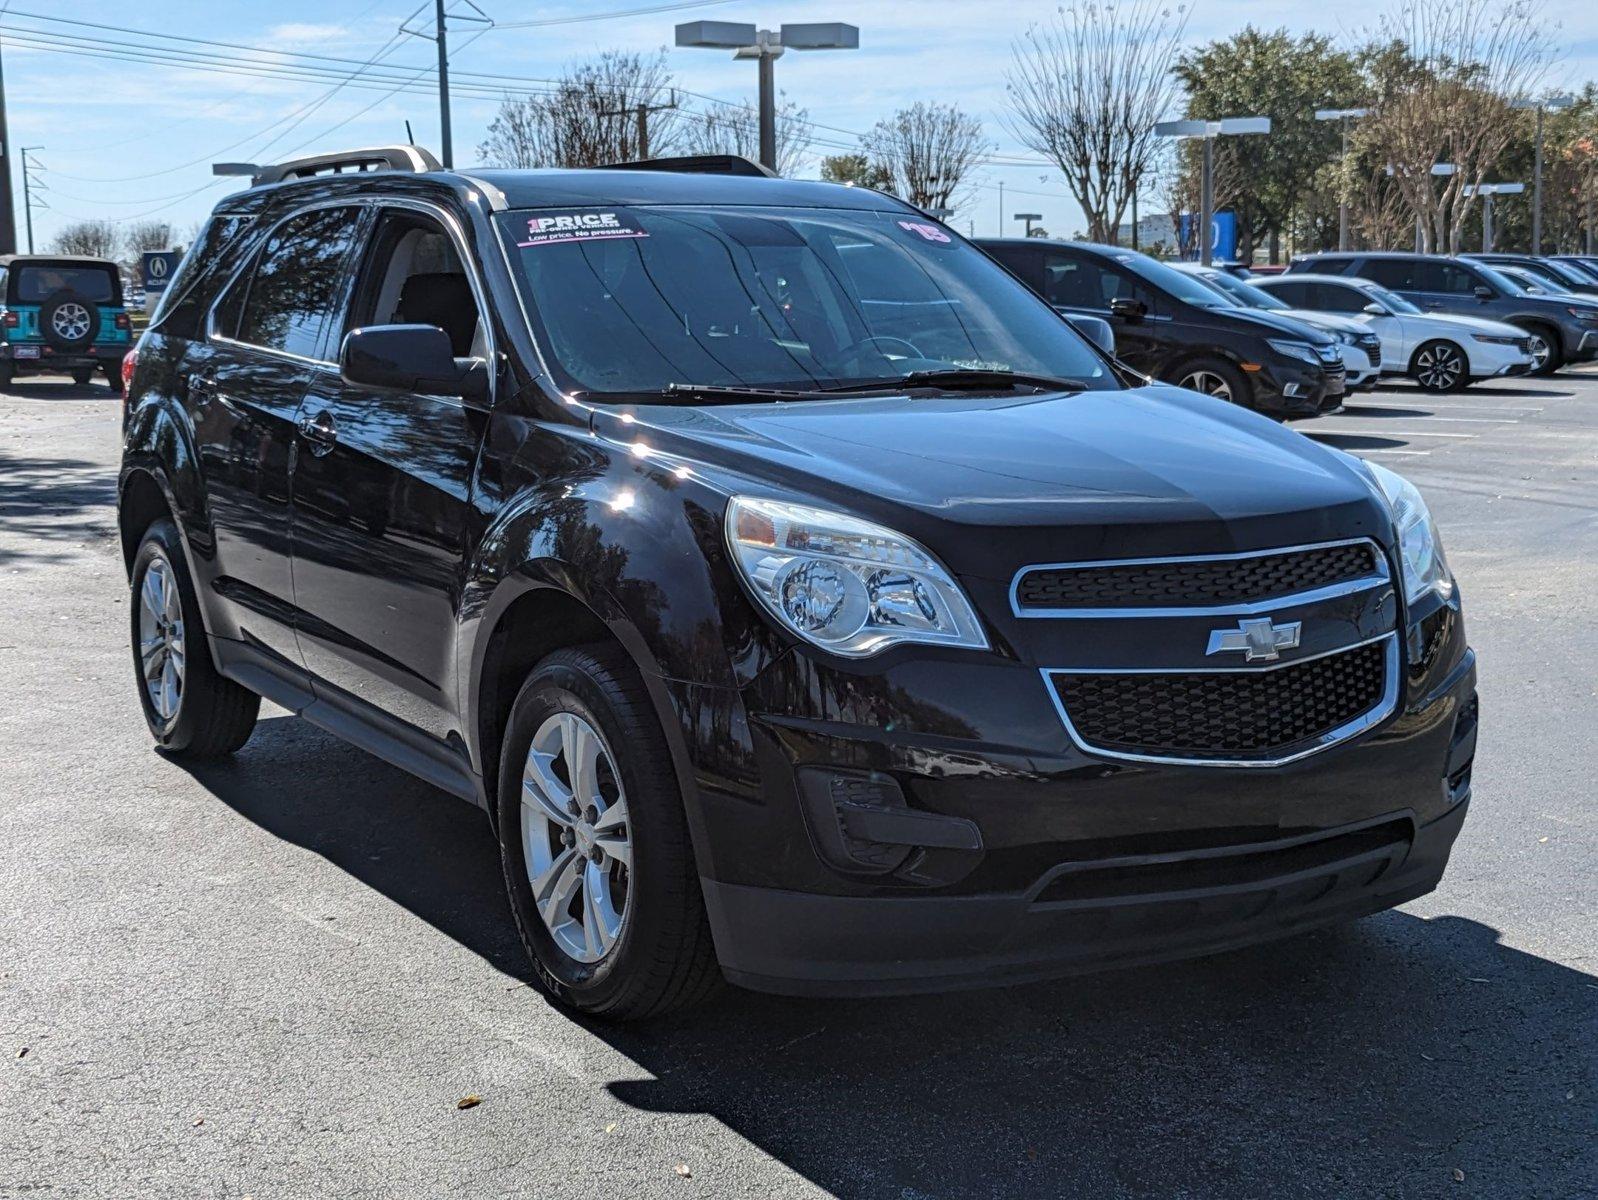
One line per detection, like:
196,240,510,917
493,1,737,29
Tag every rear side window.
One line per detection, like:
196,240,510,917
223,206,364,359
1363,259,1416,290
1264,280,1311,307
1312,283,1370,314
15,265,120,304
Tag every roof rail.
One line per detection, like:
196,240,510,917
595,154,778,179
214,145,443,189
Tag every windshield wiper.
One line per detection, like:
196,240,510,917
868,368,1087,394
659,382,840,403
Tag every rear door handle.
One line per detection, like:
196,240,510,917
297,409,338,455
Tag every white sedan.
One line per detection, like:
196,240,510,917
1255,273,1535,392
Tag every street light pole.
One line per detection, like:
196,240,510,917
1464,182,1525,253
676,21,858,174
1315,108,1369,252
1155,117,1271,266
1014,212,1042,237
1512,95,1574,254
434,0,451,168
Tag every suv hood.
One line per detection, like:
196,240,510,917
1284,310,1371,337
601,385,1391,582
1209,306,1338,344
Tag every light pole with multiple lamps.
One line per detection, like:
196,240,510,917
1464,182,1525,252
1154,117,1271,265
1510,94,1575,254
675,20,858,173
1386,163,1456,252
1315,107,1370,251
1014,212,1043,237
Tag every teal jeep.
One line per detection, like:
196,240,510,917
0,255,132,392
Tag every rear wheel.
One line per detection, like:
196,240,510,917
130,519,259,756
70,368,93,386
1169,357,1252,408
497,645,720,1020
1410,340,1469,393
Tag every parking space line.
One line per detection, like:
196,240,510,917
1308,428,1477,438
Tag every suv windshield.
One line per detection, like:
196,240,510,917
14,264,120,304
1115,253,1236,309
496,205,1113,398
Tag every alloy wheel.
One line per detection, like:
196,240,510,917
137,555,185,725
52,302,91,342
1524,333,1551,373
1415,344,1464,391
521,711,632,964
1177,369,1233,402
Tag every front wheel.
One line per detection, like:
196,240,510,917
130,519,260,756
1517,325,1562,376
1410,340,1470,393
1169,357,1252,408
497,645,720,1020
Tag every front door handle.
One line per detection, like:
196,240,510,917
297,409,338,456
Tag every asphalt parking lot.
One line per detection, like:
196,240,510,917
3,370,1595,1199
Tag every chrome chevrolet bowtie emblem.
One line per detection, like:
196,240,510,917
1206,617,1302,662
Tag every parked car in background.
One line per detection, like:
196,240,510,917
1549,255,1598,283
978,238,1345,416
1288,251,1598,375
1463,253,1598,298
1247,264,1289,276
1173,262,1383,391
1492,264,1577,297
0,255,133,391
1255,273,1536,392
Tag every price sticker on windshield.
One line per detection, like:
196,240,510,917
896,220,952,244
517,209,650,248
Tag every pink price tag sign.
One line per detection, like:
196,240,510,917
896,220,952,244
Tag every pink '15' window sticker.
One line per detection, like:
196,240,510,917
897,220,952,244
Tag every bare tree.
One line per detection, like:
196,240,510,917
1360,0,1553,252
862,101,991,214
477,50,679,168
681,96,812,176
1006,0,1189,243
52,219,119,258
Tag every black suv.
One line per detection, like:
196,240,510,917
977,239,1346,417
1288,251,1598,375
120,147,1476,1017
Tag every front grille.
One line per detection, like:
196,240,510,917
1050,639,1389,762
1016,542,1379,611
1362,342,1381,366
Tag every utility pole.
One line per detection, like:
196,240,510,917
0,36,18,255
599,91,678,160
21,146,42,254
402,1,490,170
434,0,451,168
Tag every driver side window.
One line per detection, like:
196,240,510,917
347,210,486,362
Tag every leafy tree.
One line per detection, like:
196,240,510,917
1174,27,1365,263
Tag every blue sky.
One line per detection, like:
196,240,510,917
6,0,1596,251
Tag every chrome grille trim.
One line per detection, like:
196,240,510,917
1040,632,1401,769
1009,537,1391,619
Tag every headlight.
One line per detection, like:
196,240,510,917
1365,461,1452,605
1568,307,1598,323
725,496,988,657
1333,330,1357,346
1267,338,1320,364
1472,334,1520,345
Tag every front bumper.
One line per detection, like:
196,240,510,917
1253,359,1343,417
707,795,1469,996
1572,328,1598,360
678,585,1477,996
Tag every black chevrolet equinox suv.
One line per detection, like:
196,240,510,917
119,146,1478,1018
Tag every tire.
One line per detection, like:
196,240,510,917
103,361,125,396
1167,356,1252,408
1514,323,1562,376
40,290,100,352
0,364,12,390
71,368,94,386
497,645,720,1020
1409,340,1470,393
130,519,259,756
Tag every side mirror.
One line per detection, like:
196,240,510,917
340,324,487,401
1065,313,1117,355
1362,302,1387,316
1108,296,1147,322
1472,285,1494,300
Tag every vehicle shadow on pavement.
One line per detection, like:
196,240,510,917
0,444,119,566
181,716,1597,1199
3,380,115,401
1303,431,1418,452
